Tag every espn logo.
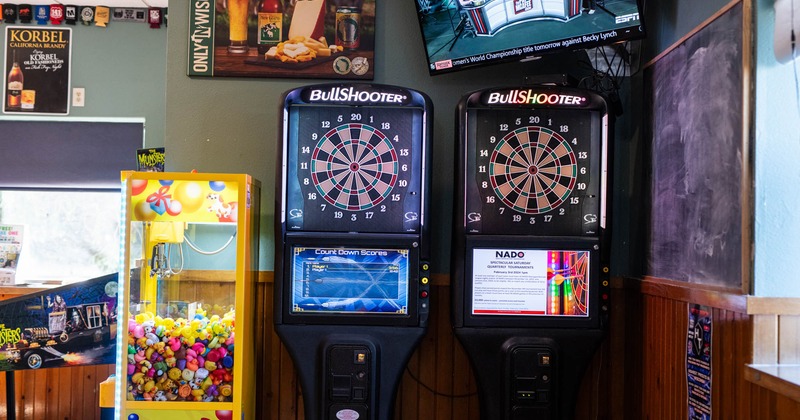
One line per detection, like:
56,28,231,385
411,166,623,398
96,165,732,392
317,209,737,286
615,12,639,24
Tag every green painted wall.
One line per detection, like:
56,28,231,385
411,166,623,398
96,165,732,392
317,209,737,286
641,0,733,62
0,23,167,146
165,3,590,273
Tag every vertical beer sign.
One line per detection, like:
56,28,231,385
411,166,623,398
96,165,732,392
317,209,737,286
3,26,72,115
188,0,215,77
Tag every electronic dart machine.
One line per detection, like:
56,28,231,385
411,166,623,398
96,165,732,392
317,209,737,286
275,83,433,420
452,86,612,420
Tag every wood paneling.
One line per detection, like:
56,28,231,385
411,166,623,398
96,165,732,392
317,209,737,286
4,278,800,419
603,277,800,420
0,364,115,420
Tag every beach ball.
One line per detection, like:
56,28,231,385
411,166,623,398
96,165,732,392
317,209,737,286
173,181,205,213
215,410,233,420
134,201,157,221
131,179,148,196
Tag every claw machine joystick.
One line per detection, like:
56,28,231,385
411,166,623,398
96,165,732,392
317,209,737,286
115,172,260,420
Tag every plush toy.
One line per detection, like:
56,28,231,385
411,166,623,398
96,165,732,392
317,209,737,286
126,309,237,401
153,390,167,401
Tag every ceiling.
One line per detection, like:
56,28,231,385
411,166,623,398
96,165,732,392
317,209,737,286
19,0,168,8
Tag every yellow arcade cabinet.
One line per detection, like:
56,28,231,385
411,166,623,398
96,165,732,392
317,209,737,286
115,172,260,420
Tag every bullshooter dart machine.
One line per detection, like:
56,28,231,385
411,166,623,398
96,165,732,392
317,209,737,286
452,85,612,420
275,83,433,420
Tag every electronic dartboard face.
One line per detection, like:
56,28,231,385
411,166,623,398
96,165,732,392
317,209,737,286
463,89,607,237
284,85,428,233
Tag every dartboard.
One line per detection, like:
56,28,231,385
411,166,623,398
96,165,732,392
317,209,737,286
489,126,577,215
465,104,602,237
310,123,399,211
284,101,425,233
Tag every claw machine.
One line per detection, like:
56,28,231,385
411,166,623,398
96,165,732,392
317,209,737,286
115,171,260,420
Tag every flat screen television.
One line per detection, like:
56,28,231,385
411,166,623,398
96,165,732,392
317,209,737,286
289,245,411,316
471,247,590,317
458,238,602,329
414,0,646,75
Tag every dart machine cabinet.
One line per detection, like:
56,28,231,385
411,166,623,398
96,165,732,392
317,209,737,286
452,86,613,420
274,83,433,420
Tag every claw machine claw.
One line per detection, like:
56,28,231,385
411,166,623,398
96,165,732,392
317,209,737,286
115,172,260,420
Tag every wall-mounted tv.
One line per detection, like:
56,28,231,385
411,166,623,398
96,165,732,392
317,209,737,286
414,0,646,75
289,246,411,315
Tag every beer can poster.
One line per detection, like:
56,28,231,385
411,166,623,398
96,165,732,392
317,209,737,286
3,26,72,115
188,0,375,79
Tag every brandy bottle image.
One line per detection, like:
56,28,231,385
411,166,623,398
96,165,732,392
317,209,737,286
6,51,23,110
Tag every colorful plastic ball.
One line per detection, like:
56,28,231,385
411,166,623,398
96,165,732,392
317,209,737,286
173,181,205,213
131,179,148,196
215,410,233,420
166,199,183,216
209,181,225,192
222,356,233,369
219,385,233,397
128,414,139,420
133,325,144,339
133,201,158,221
158,180,174,186
168,367,182,381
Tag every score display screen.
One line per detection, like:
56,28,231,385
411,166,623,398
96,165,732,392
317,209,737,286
462,88,607,237
471,248,589,317
284,101,426,234
290,246,411,315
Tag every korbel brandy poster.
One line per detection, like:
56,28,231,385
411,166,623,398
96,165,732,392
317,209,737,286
3,26,72,115
188,0,374,79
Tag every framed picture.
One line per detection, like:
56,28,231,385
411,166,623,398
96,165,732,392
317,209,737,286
188,0,375,79
3,26,72,115
642,0,753,293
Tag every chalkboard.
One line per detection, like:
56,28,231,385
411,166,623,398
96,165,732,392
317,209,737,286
643,2,746,290
0,120,143,189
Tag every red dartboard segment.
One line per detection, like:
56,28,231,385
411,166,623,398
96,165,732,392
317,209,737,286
311,123,399,211
489,126,577,215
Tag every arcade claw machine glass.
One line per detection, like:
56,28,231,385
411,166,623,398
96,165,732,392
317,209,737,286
115,172,260,420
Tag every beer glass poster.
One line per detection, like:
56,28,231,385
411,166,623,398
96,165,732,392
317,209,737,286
3,27,72,115
188,0,375,79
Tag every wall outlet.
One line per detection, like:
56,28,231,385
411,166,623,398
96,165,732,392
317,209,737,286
72,88,85,107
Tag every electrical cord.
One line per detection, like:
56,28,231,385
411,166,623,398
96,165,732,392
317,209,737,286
160,231,236,277
184,232,237,255
403,365,478,398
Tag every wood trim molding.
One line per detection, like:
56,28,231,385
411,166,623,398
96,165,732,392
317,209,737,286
747,296,800,315
644,0,744,68
614,276,748,312
745,364,800,403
